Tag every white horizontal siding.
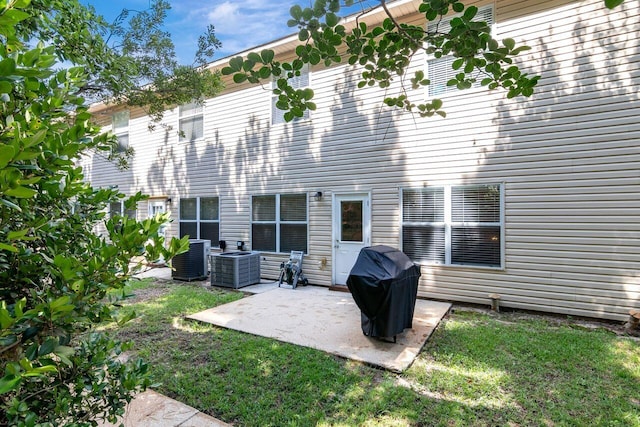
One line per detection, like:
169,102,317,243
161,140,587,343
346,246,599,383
82,0,639,321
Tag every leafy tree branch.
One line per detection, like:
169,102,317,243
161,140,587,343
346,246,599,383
223,0,628,121
0,1,191,425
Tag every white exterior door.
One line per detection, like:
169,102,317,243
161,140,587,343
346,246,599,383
333,193,371,285
148,200,167,238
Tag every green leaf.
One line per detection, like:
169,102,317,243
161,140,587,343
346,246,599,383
290,4,303,19
5,186,37,198
232,73,247,84
0,307,13,329
462,6,478,21
228,56,244,72
0,242,18,253
242,59,255,72
38,338,57,356
1,9,30,25
0,145,15,168
432,99,443,110
8,229,29,240
0,80,12,93
604,0,624,8
326,12,339,27
260,49,274,63
24,365,57,376
0,375,21,395
511,46,531,55
247,52,262,63
54,345,75,367
503,38,516,50
50,295,71,310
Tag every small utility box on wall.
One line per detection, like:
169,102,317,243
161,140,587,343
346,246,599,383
210,251,260,289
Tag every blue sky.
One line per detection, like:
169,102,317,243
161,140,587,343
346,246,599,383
82,0,371,65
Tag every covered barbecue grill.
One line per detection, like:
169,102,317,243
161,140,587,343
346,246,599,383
346,245,421,341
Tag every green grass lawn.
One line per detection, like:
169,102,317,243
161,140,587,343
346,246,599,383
109,280,640,426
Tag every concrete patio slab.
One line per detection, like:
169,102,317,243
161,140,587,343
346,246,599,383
99,390,229,427
188,286,451,372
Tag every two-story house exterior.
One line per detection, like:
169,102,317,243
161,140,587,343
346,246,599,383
82,0,639,322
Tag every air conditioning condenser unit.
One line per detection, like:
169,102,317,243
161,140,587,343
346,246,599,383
172,239,211,281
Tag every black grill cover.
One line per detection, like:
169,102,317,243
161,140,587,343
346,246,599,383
346,245,421,338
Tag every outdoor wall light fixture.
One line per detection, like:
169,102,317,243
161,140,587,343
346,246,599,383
312,191,323,201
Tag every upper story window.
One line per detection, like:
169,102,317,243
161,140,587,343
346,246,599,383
251,193,308,253
179,197,219,245
179,102,204,142
426,4,495,97
112,110,129,152
401,183,503,268
271,64,310,125
109,200,136,220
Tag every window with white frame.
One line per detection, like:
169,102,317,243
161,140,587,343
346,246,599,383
271,64,310,125
179,197,219,245
252,194,308,253
109,200,136,219
402,183,503,267
178,102,204,142
426,4,494,97
112,110,129,152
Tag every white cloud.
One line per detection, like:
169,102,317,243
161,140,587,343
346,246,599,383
166,0,373,63
169,0,296,60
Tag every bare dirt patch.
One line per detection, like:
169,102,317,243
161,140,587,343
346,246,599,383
124,280,174,304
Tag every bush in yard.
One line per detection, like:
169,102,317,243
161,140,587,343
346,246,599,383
0,2,188,426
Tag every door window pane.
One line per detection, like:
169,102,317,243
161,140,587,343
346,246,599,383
341,201,363,242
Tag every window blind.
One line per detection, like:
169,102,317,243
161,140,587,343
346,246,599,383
251,194,308,253
401,183,503,268
280,194,307,221
252,195,276,221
